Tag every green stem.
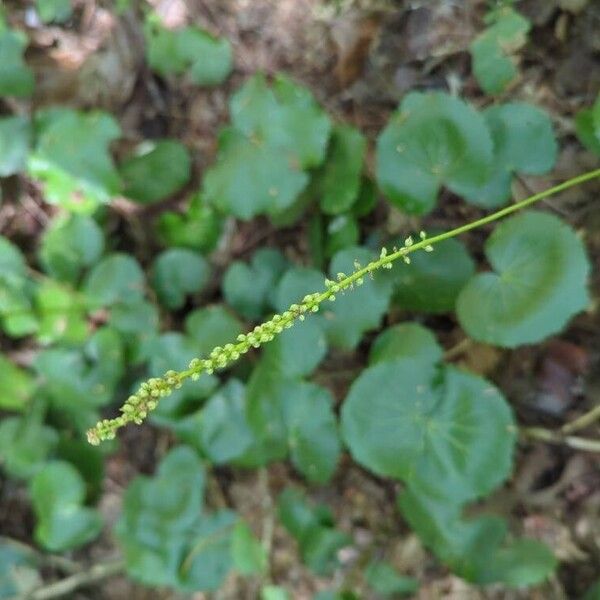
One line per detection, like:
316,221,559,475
87,167,600,445
521,427,600,453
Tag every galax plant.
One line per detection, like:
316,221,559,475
2,2,600,598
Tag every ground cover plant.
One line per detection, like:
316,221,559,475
1,1,600,598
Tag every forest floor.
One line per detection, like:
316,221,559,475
1,0,600,598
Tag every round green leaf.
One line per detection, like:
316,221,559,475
30,461,102,551
376,92,493,215
369,323,443,371
0,29,34,97
36,0,72,23
342,359,516,504
201,380,255,464
151,248,209,310
391,237,475,313
39,214,104,283
185,305,243,356
457,211,590,347
281,382,340,484
323,247,392,349
0,115,30,176
83,253,145,308
28,109,121,212
204,127,308,220
0,415,57,479
325,214,359,258
319,125,366,215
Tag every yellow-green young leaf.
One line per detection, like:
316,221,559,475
28,109,121,212
0,115,30,176
204,74,331,219
120,140,191,204
0,237,37,338
376,92,493,215
83,253,145,308
151,249,210,310
575,94,600,156
262,586,291,600
391,237,475,313
186,306,244,357
34,280,88,344
369,323,443,372
232,521,267,575
30,461,102,551
319,125,366,215
39,214,104,283
342,360,516,505
0,355,34,410
0,28,34,97
223,248,289,320
470,7,530,95
457,211,590,347
157,193,223,252
450,103,557,208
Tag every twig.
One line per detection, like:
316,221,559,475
521,427,600,453
11,559,124,600
561,404,600,435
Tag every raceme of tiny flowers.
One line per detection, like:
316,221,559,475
86,166,600,446
86,233,433,445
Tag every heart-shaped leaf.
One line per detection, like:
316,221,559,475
376,92,493,215
83,253,145,308
151,248,210,310
204,74,331,219
470,7,530,95
319,125,366,214
224,248,289,320
450,103,557,208
120,139,191,204
39,214,104,283
186,305,244,357
457,211,590,347
30,461,102,551
157,192,223,252
391,237,474,313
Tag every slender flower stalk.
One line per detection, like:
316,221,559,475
87,168,600,445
